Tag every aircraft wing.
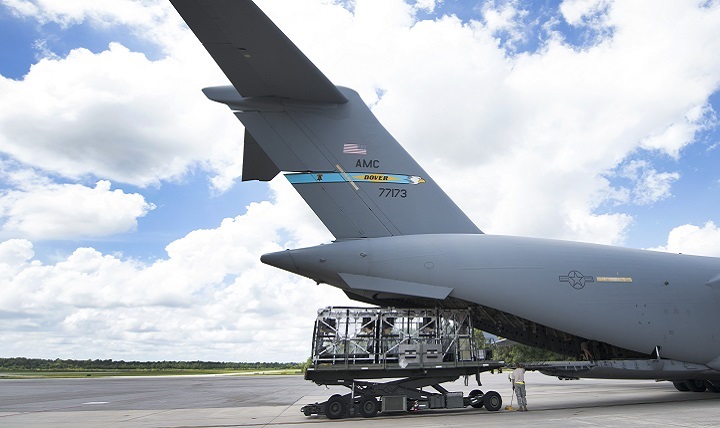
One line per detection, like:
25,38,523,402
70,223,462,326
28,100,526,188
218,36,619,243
170,0,347,103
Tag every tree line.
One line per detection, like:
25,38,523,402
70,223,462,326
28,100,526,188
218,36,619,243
0,357,302,371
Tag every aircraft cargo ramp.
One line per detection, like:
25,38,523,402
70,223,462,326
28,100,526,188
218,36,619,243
301,307,505,419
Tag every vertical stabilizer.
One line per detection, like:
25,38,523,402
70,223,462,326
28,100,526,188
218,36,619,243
227,87,481,239
172,0,481,239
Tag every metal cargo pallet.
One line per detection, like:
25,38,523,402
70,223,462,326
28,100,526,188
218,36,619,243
301,307,504,419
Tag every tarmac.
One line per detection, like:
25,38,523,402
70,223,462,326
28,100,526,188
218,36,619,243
2,371,720,427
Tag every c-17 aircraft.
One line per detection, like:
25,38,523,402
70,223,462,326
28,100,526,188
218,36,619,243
170,0,720,391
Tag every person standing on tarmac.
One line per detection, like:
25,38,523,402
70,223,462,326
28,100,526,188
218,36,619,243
510,364,528,411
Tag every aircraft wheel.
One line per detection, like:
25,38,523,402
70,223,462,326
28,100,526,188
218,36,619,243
686,379,707,392
483,390,502,411
705,381,720,393
325,394,347,419
673,381,689,392
469,389,484,408
359,396,379,418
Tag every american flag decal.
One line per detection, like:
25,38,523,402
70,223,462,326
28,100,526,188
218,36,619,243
343,143,367,155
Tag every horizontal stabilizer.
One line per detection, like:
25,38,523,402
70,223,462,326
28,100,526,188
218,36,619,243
170,0,347,103
339,273,453,300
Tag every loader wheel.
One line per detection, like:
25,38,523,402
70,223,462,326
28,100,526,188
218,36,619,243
359,396,379,418
326,394,347,419
483,390,502,411
469,389,484,408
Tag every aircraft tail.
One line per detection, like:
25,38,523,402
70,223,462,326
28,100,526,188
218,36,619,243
171,0,481,239
207,86,481,239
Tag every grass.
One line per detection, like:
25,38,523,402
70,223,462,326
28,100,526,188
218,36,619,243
0,368,303,379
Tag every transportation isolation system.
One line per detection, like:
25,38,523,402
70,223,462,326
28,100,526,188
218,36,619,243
170,0,720,399
301,307,503,418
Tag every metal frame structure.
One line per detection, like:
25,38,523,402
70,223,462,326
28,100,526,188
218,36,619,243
302,307,505,419
310,307,485,368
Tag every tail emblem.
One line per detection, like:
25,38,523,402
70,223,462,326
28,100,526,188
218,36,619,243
559,271,595,290
286,172,426,185
343,143,368,155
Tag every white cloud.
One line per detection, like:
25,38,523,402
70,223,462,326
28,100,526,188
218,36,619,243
0,42,241,189
0,180,154,240
0,238,34,266
616,160,680,206
650,221,720,257
640,103,718,157
414,0,440,13
0,179,348,361
362,0,720,243
0,163,156,241
3,0,170,31
560,0,611,27
480,0,530,50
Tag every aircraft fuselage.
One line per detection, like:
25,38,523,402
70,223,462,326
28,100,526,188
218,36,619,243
263,234,720,368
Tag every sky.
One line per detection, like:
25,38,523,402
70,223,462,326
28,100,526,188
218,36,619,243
0,0,719,362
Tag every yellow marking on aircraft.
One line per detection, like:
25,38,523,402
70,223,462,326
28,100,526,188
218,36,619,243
352,174,400,182
597,277,633,283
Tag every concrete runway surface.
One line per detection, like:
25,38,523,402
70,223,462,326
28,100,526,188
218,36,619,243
2,371,720,427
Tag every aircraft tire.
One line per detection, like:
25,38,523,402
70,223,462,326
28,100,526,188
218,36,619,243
325,394,347,419
705,381,720,393
359,396,379,418
686,379,707,392
483,391,502,411
673,381,690,392
469,389,484,408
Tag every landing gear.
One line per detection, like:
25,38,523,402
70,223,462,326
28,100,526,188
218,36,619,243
685,379,707,392
672,379,720,392
673,381,689,391
705,381,720,393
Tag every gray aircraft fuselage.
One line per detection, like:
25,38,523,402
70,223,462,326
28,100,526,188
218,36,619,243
263,234,720,371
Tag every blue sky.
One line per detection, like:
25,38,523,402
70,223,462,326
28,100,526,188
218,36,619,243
0,4,270,262
0,0,719,361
